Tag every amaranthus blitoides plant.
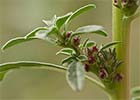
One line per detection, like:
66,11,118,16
0,1,140,100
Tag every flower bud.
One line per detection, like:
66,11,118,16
114,0,118,5
92,46,98,52
99,69,108,79
84,64,90,72
88,56,95,64
114,73,123,82
65,31,71,38
73,37,80,46
87,48,93,56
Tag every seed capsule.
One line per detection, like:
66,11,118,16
84,64,90,72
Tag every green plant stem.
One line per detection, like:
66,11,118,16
0,61,105,91
111,4,131,100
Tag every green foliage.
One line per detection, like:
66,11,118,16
73,25,108,37
131,86,140,100
56,48,76,56
85,41,96,48
66,61,85,91
100,41,121,51
0,71,7,81
0,3,122,93
65,4,96,26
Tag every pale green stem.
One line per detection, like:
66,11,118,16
0,61,106,92
111,3,132,100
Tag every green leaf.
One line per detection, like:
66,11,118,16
86,41,96,47
131,86,140,96
82,38,89,48
26,27,48,38
65,4,96,26
0,71,8,81
56,48,76,56
77,55,87,62
1,37,36,50
61,56,75,64
66,61,85,91
56,12,73,29
42,15,57,27
1,27,56,50
26,27,56,38
132,97,140,100
0,61,67,81
73,25,108,37
100,41,121,51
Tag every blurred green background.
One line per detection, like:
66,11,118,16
0,0,139,100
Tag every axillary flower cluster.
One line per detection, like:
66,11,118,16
58,30,123,89
114,0,140,16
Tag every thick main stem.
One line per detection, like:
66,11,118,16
112,4,131,100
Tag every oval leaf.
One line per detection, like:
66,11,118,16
65,4,96,25
131,86,140,96
86,41,96,47
56,12,73,29
66,61,85,91
1,37,36,51
0,71,8,81
56,48,76,56
73,25,108,37
61,56,75,65
26,27,48,38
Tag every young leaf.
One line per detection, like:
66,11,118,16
100,41,121,51
131,86,140,96
56,12,73,29
61,56,75,65
0,61,67,81
85,41,96,47
73,25,108,37
25,27,48,38
1,27,56,50
77,55,87,62
42,15,57,27
1,37,36,51
56,48,76,56
26,27,56,38
66,61,85,91
82,38,89,48
132,96,140,100
0,71,8,81
65,4,96,26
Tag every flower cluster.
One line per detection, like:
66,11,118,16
113,0,139,16
64,33,123,84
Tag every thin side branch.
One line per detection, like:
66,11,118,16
0,61,105,91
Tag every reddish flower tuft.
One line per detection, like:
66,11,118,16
73,37,80,46
92,46,98,52
65,31,71,38
99,69,108,79
114,73,123,82
88,56,95,64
